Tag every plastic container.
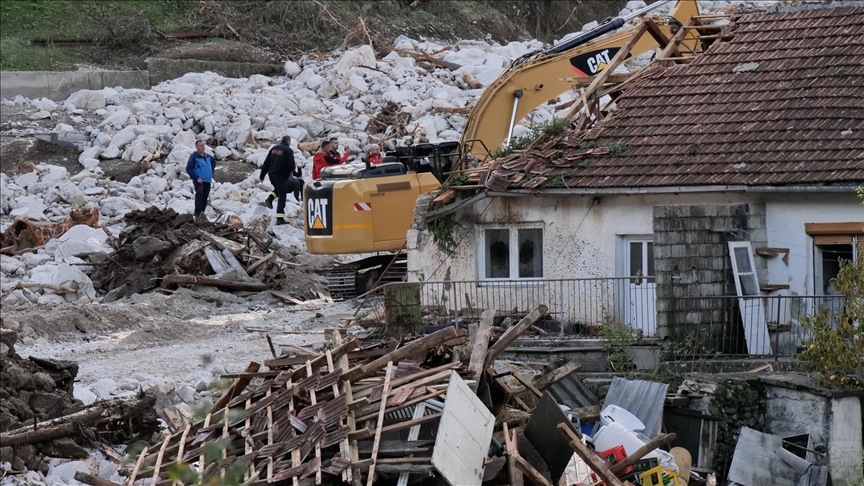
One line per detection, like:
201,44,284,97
639,465,679,486
599,404,646,433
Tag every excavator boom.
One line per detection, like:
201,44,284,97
460,0,700,159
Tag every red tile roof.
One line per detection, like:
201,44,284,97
485,6,864,190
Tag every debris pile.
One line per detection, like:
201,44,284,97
100,305,699,486
0,328,160,473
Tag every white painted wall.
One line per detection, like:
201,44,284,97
408,191,861,326
411,191,862,296
829,396,864,485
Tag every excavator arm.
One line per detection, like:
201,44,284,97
459,0,700,159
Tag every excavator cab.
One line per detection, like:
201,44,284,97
388,141,461,183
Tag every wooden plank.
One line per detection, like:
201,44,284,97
532,359,582,392
305,361,323,485
468,310,495,388
343,327,461,382
265,337,359,371
514,455,552,486
431,372,495,486
563,22,649,121
172,425,191,486
333,333,362,486
351,414,443,441
503,424,524,486
150,436,171,482
609,433,676,475
326,349,353,484
510,372,543,398
356,389,446,423
366,362,394,486
484,306,548,369
125,446,149,486
804,221,864,235
557,423,624,486
208,361,260,414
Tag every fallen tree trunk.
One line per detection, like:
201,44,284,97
162,274,269,292
0,396,153,447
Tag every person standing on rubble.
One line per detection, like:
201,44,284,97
186,140,216,224
260,135,303,226
312,139,350,180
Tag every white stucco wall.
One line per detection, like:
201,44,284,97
408,191,861,325
828,396,864,485
413,191,860,289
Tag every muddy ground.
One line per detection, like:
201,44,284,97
2,288,357,386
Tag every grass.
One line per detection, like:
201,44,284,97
0,0,187,70
0,37,78,70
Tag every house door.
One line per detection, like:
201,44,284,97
814,236,857,329
625,239,656,337
728,241,771,355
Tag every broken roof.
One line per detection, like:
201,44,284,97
480,6,864,191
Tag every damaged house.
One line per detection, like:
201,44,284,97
408,5,864,357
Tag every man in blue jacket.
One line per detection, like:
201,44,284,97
185,140,216,224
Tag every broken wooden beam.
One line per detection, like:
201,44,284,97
557,423,624,486
199,231,246,255
484,305,548,369
609,432,677,475
208,361,260,414
264,337,359,370
533,359,582,392
73,472,122,486
468,309,495,388
343,327,462,382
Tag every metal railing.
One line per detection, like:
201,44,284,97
353,278,845,358
665,295,846,358
356,277,658,337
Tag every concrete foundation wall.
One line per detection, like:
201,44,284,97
0,71,149,101
828,397,864,485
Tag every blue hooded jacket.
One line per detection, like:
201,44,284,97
186,150,216,183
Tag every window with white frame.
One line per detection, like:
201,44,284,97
479,226,544,280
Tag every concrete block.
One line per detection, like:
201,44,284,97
689,205,705,218
671,245,687,258
702,205,719,217
0,71,148,101
652,206,669,219
675,205,691,217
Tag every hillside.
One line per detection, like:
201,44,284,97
0,0,625,71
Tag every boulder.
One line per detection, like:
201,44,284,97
122,137,160,162
64,90,106,111
56,181,87,207
172,130,198,148
100,108,131,128
51,225,110,258
132,236,171,261
108,127,137,149
89,378,118,400
46,460,90,483
29,110,51,120
224,117,253,145
284,60,302,77
214,146,232,160
334,45,376,78
50,263,97,301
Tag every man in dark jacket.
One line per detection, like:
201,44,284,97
185,140,216,224
260,136,303,225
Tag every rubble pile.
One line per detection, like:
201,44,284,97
0,328,160,474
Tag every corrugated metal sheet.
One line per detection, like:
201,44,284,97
470,6,864,190
602,377,668,439
547,372,600,412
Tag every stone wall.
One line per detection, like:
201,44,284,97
652,203,766,345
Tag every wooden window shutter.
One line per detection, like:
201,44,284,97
813,234,853,245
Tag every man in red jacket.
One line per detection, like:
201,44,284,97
312,139,350,180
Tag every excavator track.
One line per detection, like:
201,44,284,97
327,254,408,301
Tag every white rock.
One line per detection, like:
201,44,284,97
41,165,68,183
73,384,99,405
383,89,417,104
35,98,59,112
172,130,198,148
57,181,87,207
101,145,121,159
83,187,105,196
284,60,302,77
47,460,90,483
65,89,106,111
80,157,101,169
349,74,369,92
90,378,119,400
100,196,146,218
305,74,324,91
49,263,97,301
122,136,160,162
224,117,252,145
79,146,101,163
167,143,194,166
11,196,47,220
108,127,137,149
146,178,168,195
475,67,505,86
51,225,111,258
29,110,51,120
15,171,39,189
78,176,98,189
38,293,66,305
214,146,232,160
163,106,185,120
100,108,131,128
334,45,376,78
176,385,197,403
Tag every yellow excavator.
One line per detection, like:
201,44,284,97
305,0,702,299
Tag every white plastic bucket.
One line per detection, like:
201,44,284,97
599,404,646,433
